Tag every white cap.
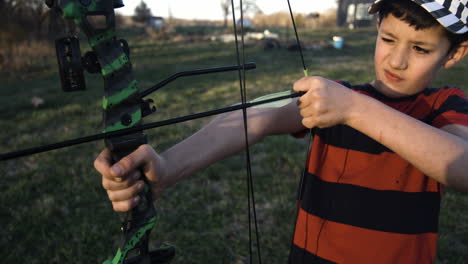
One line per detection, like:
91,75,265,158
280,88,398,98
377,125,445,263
368,0,468,34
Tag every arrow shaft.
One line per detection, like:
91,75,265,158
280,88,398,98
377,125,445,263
0,91,304,161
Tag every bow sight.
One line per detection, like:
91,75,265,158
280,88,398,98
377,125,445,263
44,0,256,263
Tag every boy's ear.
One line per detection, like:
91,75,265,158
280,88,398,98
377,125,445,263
443,41,468,69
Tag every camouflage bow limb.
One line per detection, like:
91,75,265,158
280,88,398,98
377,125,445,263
45,0,175,263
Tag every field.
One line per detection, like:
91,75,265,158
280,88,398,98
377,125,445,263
0,26,467,263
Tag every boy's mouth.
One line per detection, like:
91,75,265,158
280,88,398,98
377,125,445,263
384,70,404,82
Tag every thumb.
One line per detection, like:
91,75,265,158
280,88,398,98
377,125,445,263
110,145,151,178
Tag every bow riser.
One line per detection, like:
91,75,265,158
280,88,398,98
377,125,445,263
46,0,174,263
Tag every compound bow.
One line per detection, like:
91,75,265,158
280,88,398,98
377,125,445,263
1,0,311,263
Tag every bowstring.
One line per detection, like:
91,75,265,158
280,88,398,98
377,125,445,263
230,0,262,263
286,0,317,262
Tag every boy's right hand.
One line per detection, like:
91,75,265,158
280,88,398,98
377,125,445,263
94,144,169,212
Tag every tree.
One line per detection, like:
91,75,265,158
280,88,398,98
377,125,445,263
221,0,261,28
241,0,260,17
221,0,230,28
0,0,49,41
133,0,152,24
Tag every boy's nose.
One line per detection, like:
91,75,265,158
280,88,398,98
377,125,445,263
389,48,408,70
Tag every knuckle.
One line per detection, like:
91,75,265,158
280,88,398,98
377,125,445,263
93,158,100,170
314,102,324,112
309,76,320,86
139,144,151,153
112,202,125,212
119,156,134,173
131,181,144,196
113,200,134,212
107,191,116,202
299,108,307,117
122,203,132,212
102,178,111,190
93,158,106,174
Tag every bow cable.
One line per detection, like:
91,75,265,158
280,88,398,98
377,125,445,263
286,0,314,205
286,0,320,262
230,0,262,262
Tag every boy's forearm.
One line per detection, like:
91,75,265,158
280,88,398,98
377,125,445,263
161,110,254,182
160,104,303,184
346,93,468,192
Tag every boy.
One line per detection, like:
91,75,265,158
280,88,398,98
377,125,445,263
94,0,468,262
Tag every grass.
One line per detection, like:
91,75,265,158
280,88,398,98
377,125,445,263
0,26,467,264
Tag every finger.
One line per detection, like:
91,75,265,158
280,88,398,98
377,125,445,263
112,196,140,212
107,180,145,202
300,107,315,119
102,170,141,191
297,93,314,110
94,148,114,179
293,76,312,92
302,117,318,129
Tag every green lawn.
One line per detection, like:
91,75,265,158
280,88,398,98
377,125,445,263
0,27,467,263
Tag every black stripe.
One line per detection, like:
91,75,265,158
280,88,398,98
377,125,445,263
320,86,467,154
352,84,444,103
432,9,457,24
289,244,336,264
456,2,464,18
446,20,466,32
431,6,451,18
443,0,452,10
301,173,440,234
317,125,392,155
425,94,468,125
437,94,468,114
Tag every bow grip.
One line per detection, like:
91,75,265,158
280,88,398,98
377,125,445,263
106,133,158,264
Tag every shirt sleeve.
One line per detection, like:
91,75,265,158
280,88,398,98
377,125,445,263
431,88,468,128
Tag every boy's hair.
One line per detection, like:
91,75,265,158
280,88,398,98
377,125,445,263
377,0,468,52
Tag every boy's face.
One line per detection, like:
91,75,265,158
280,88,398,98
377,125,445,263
372,14,452,98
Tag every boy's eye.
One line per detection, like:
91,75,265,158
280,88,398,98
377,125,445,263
414,46,430,54
381,37,394,43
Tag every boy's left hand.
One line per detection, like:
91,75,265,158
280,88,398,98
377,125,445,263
294,76,357,128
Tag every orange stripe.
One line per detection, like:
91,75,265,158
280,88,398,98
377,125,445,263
355,87,466,121
294,209,438,263
433,110,468,128
308,136,441,193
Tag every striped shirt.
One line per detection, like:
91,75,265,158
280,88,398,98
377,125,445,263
289,83,468,263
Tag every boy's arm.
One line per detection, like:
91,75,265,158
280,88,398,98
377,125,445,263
162,101,304,184
347,95,468,192
94,102,304,211
294,77,468,193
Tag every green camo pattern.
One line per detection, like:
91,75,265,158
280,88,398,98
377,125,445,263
101,53,129,76
102,80,139,110
102,216,157,264
62,1,99,24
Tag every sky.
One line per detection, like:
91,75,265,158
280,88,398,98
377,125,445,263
116,0,337,20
